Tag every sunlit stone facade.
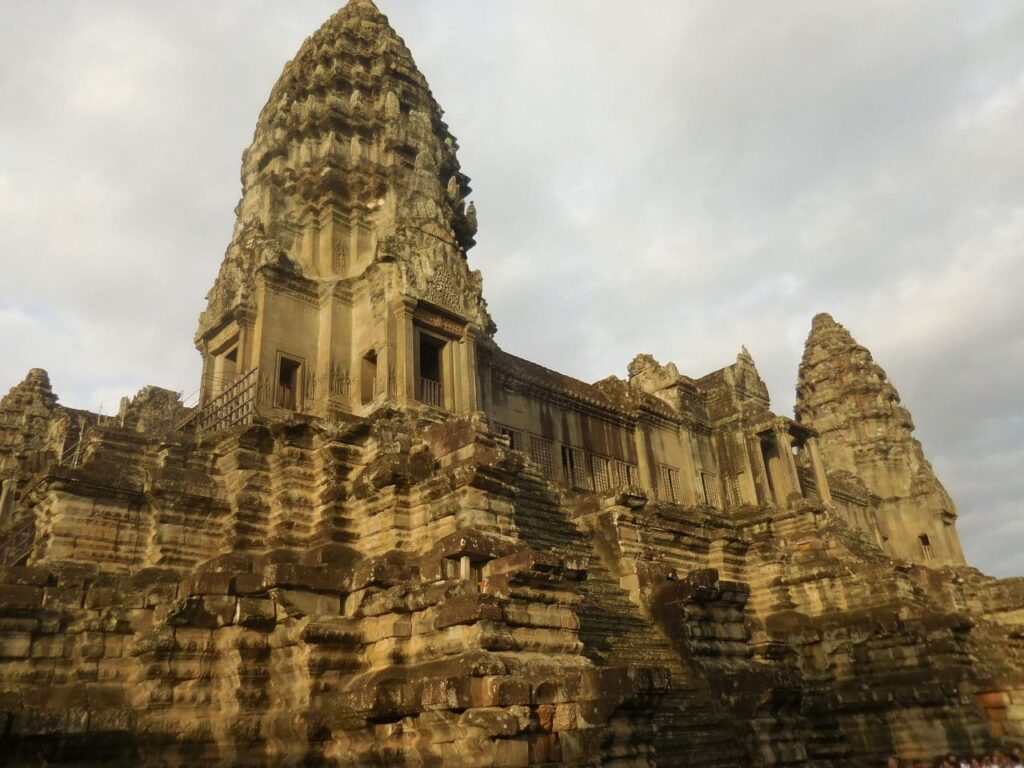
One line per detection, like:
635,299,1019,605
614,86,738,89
1,2,1022,765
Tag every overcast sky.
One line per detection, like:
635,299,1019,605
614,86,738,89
1,1,1022,574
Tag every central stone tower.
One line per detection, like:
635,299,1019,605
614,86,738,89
195,0,491,421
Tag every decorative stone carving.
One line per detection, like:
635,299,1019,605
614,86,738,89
329,364,350,396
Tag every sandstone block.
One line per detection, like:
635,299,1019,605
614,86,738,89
182,571,233,596
470,675,530,707
78,631,107,659
143,582,177,609
558,728,606,764
435,595,503,629
979,691,1012,708
84,586,118,609
30,634,66,658
165,596,233,628
235,597,275,630
262,563,345,594
0,616,38,632
459,707,521,737
203,595,238,626
43,585,83,610
553,702,578,731
493,738,530,768
273,589,340,618
232,572,264,595
300,616,360,645
0,566,51,587
421,676,473,711
0,632,32,658
529,731,561,763
0,583,43,611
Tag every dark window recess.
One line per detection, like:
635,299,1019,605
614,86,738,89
919,534,933,559
361,351,377,405
418,334,444,407
561,445,592,491
277,357,301,410
497,425,522,451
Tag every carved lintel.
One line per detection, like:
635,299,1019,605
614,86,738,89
414,303,467,340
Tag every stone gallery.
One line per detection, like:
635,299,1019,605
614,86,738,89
1,1,1022,765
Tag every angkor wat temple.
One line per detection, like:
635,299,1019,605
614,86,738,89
2,1,1023,765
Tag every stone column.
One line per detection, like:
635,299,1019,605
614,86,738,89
773,426,802,500
387,299,416,407
806,436,833,506
0,480,13,524
632,423,655,497
676,429,701,506
458,327,480,414
749,435,774,504
725,427,760,506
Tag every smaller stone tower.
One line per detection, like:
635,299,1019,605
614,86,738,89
795,312,965,565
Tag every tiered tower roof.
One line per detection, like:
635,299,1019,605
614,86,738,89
796,312,963,562
199,0,487,344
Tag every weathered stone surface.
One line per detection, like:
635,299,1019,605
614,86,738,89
1,1,1023,766
797,312,966,565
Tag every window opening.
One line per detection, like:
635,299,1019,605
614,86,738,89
443,556,481,583
592,455,612,492
222,346,238,383
529,436,555,479
211,340,240,396
561,446,592,491
659,465,681,503
919,534,933,560
701,471,722,509
418,334,445,407
497,425,522,451
277,356,301,410
727,473,743,507
612,460,639,488
760,438,779,502
361,350,378,405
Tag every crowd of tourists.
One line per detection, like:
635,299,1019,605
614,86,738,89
888,754,1024,767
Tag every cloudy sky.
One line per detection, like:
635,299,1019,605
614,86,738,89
1,1,1022,574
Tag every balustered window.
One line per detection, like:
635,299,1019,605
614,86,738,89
417,331,446,408
561,445,592,491
659,465,681,503
612,460,639,488
591,455,612,492
497,425,522,451
529,436,555,479
919,534,934,560
701,471,722,509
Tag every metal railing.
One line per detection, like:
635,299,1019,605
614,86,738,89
182,368,259,437
0,519,35,567
61,437,82,468
418,377,443,407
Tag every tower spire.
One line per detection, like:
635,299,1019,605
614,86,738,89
796,312,965,565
